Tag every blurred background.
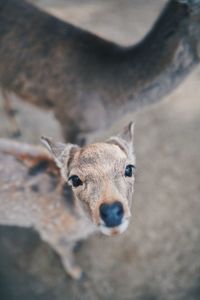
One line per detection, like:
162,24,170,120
0,1,200,299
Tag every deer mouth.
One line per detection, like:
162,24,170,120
99,218,129,236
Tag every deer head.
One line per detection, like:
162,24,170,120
41,122,136,236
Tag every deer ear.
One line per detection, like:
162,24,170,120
107,122,135,154
118,122,135,144
40,136,79,168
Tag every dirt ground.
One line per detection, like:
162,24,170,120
0,1,200,300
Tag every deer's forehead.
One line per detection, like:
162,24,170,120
81,143,125,160
73,143,127,167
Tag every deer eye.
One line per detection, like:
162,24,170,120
68,175,83,187
124,164,136,177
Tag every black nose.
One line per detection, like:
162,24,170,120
100,201,124,228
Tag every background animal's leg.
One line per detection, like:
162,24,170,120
2,90,21,137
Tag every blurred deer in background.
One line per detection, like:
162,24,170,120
0,0,199,143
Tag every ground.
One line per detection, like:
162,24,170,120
0,1,200,299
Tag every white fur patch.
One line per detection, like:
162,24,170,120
99,219,129,236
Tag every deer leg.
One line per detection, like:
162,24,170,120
48,239,83,280
2,90,21,137
60,245,83,280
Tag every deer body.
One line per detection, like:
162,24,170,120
0,123,135,279
0,0,199,142
0,154,95,279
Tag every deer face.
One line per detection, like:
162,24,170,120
41,123,136,236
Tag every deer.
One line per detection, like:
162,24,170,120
0,0,199,143
0,122,135,280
